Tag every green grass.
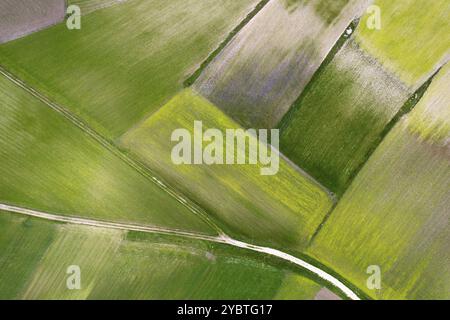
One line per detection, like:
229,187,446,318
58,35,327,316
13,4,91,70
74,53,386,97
0,212,329,299
193,0,369,128
279,39,410,195
308,66,450,299
356,0,450,87
0,0,260,138
120,89,333,251
0,73,214,234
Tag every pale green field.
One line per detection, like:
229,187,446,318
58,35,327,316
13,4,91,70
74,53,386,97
308,65,450,299
0,0,259,138
194,0,370,128
0,73,213,234
120,89,333,251
279,39,409,195
0,212,330,299
356,0,450,87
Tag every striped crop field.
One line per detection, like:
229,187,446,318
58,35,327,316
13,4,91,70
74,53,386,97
67,0,129,15
0,0,65,44
0,72,214,234
194,0,371,128
308,64,450,299
0,0,260,138
0,211,338,299
356,0,450,88
0,0,448,301
120,89,333,251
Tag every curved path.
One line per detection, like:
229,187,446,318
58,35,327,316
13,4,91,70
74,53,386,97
0,66,359,300
0,203,360,300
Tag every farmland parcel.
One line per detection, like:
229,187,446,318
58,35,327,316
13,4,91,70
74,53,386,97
0,0,260,138
120,89,333,251
308,64,450,299
0,0,65,44
279,0,449,195
0,211,335,299
0,73,214,234
194,0,371,128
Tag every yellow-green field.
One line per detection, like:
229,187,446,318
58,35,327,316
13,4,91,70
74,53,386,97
280,39,410,195
120,89,333,251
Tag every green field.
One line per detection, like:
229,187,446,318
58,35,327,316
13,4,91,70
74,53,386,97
308,65,450,299
0,73,213,234
120,89,333,251
0,0,260,138
0,211,332,299
279,39,410,195
278,0,449,195
0,0,65,44
1,0,448,301
356,0,450,87
194,0,370,128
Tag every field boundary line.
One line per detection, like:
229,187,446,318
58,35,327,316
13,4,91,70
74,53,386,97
0,202,361,300
0,65,223,236
307,67,442,248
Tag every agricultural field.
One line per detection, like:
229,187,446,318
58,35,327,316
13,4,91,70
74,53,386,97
0,73,213,234
0,211,335,299
194,0,371,128
356,0,450,87
308,64,450,300
68,0,128,15
0,0,260,138
120,89,333,251
1,0,449,301
0,0,65,44
279,39,410,195
279,0,449,195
